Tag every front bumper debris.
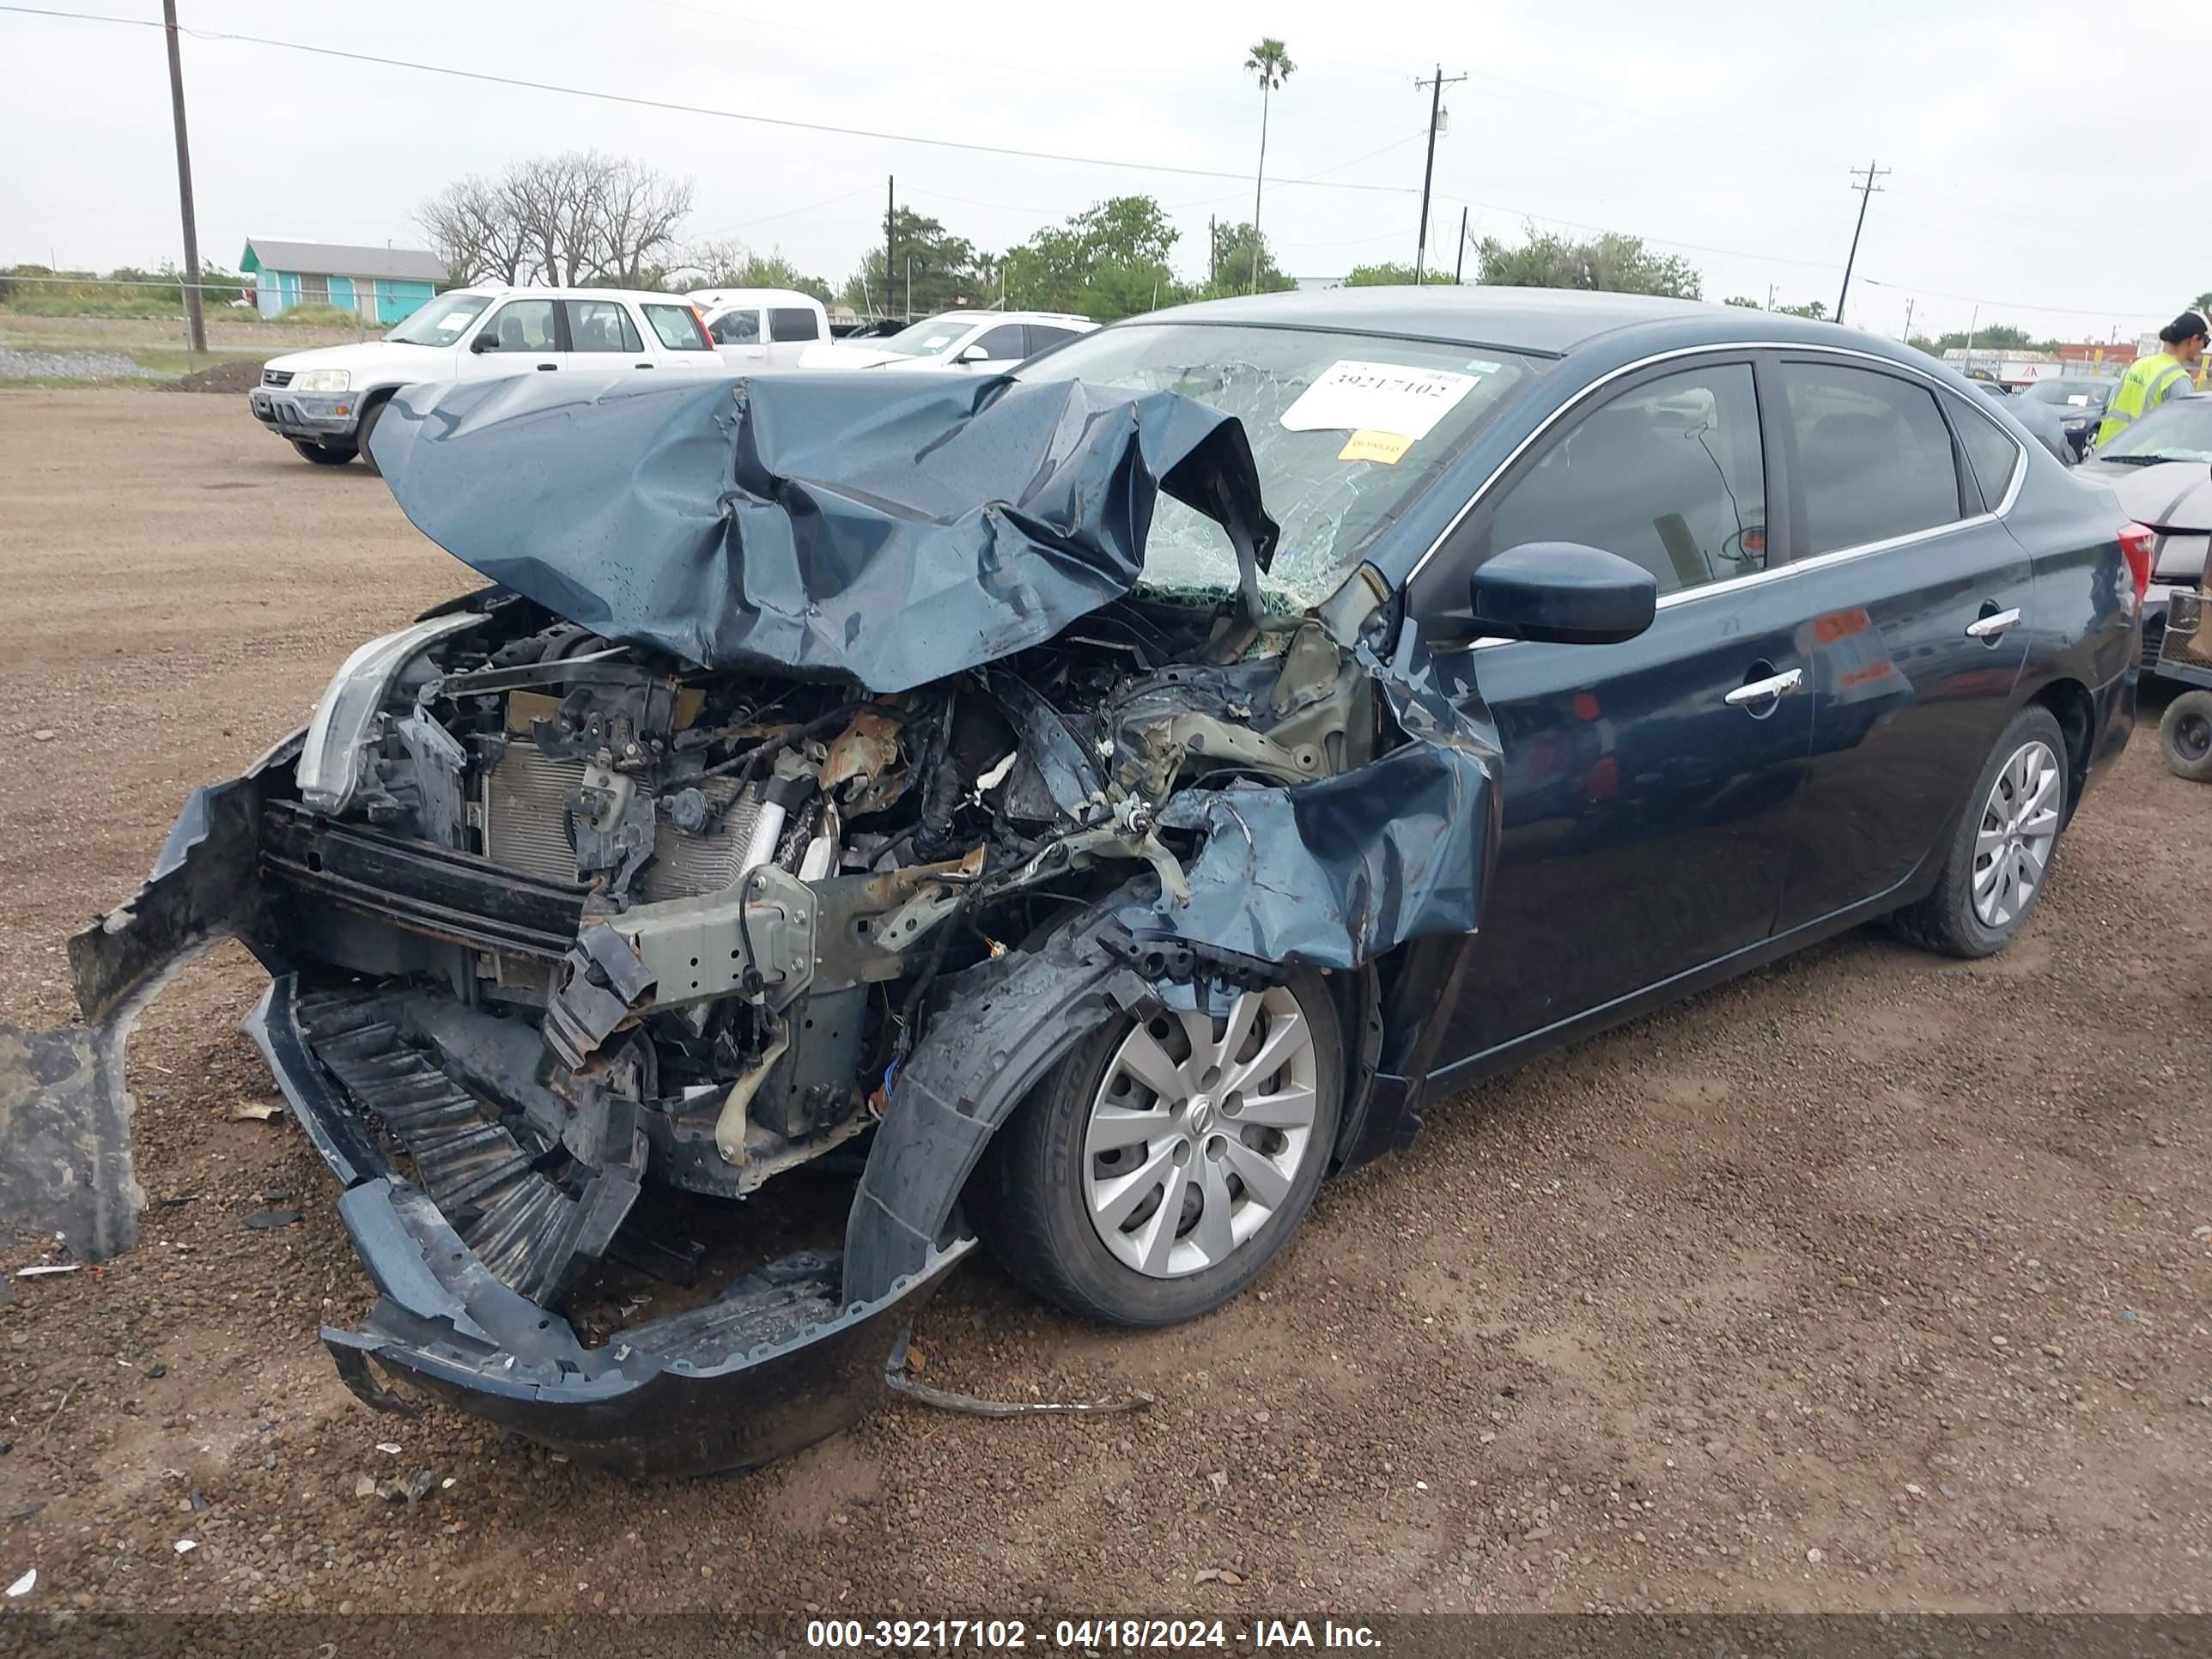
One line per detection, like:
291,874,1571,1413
242,972,969,1476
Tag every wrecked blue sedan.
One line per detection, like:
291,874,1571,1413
20,289,2135,1475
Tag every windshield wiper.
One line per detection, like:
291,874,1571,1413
2100,453,2182,466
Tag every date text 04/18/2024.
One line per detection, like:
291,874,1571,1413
802,1619,1382,1650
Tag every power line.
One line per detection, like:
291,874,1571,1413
0,4,1424,197
1859,276,2158,325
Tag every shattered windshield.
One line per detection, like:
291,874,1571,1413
1017,322,1537,611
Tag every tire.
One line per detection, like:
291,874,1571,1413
2157,690,2212,782
970,967,1344,1328
1888,704,2069,959
290,440,356,465
356,398,387,477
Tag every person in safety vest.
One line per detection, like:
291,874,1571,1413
2094,312,2208,449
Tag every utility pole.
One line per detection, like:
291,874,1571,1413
1765,283,1777,311
1412,64,1466,284
1453,207,1468,283
1834,158,1889,325
161,0,206,355
1964,302,1980,373
884,175,896,321
1902,296,1915,343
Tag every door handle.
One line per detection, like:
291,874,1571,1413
1966,607,2021,641
635,362,655,368
1723,667,1804,708
537,362,558,372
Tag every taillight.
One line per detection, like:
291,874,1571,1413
2118,521,2154,602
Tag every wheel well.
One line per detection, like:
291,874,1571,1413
2028,678,2093,824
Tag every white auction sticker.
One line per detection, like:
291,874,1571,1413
1280,359,1484,441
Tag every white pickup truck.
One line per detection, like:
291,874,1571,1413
250,286,723,471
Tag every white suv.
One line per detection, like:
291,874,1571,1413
798,310,1096,375
250,287,723,471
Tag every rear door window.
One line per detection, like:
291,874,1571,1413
562,299,643,354
1780,362,1966,555
768,307,821,343
641,302,712,350
708,308,760,345
1948,398,2024,512
1025,325,1079,354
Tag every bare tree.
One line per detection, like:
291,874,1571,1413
417,152,695,289
584,154,693,288
415,174,531,287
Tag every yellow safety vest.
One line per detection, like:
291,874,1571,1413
2094,351,2191,448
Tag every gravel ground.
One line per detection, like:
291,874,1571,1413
0,347,167,381
1,391,2208,1623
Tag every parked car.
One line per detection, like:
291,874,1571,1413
2075,393,2212,670
1974,378,2072,464
35,289,2139,1478
689,287,831,370
249,287,722,471
2016,374,2115,459
797,309,1096,374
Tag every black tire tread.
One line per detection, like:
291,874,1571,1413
2156,690,2212,782
1887,703,2068,959
970,970,1343,1328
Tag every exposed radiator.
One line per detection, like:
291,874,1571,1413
482,747,769,901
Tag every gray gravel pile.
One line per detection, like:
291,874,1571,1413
0,348,167,381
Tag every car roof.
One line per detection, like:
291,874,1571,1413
449,286,701,305
690,288,825,310
1136,286,1714,356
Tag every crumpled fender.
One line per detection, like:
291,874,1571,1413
370,371,1278,696
844,629,1503,1302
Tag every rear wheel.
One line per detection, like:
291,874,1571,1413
1888,704,2068,958
290,440,356,465
2157,690,2212,782
971,969,1343,1327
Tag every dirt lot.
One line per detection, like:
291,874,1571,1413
1,391,2207,1621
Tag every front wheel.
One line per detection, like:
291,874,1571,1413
290,440,356,465
2157,690,2212,782
971,969,1343,1327
1888,704,2069,958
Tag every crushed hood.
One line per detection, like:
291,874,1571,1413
368,371,1276,695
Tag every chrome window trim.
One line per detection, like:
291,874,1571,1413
1406,339,2030,598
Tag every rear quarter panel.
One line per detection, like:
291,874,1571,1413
2008,456,2136,793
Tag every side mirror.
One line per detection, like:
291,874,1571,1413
955,343,991,364
468,332,497,354
1469,542,1657,646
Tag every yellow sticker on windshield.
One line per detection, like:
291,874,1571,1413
1339,429,1414,465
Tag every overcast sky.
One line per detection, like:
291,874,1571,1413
1,0,2198,343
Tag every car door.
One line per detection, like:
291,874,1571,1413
764,305,823,368
1764,355,2035,933
562,296,653,379
456,296,565,380
957,322,1030,373
708,306,768,368
1413,356,1820,1064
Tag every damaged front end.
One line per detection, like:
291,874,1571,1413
11,369,1498,1475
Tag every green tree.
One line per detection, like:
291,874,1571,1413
679,238,832,303
1777,298,1827,320
1475,224,1702,299
2192,289,2212,316
1004,195,1183,320
840,207,984,318
1199,221,1296,297
1344,261,1456,287
1243,38,1295,295
1723,295,1761,308
1923,321,2031,353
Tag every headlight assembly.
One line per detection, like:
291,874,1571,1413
293,368,350,393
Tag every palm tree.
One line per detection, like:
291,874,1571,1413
1243,38,1295,294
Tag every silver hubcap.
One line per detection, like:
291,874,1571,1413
1082,987,1320,1279
1972,738,2060,929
